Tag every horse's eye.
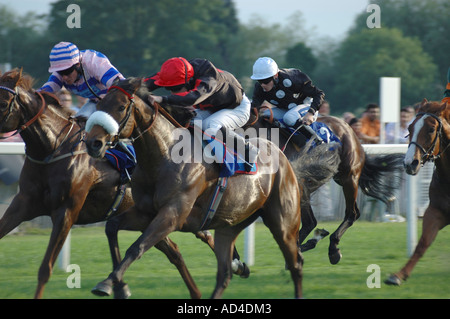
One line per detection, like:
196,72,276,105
119,105,126,112
428,128,435,134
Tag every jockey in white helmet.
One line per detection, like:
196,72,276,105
251,57,326,146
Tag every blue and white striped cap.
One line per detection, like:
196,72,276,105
48,42,80,73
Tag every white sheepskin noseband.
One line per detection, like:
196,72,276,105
86,111,119,135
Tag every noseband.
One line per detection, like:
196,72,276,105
106,85,159,145
409,112,447,163
105,85,189,146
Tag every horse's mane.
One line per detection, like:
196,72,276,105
118,77,195,127
418,99,450,121
0,68,76,118
0,69,35,91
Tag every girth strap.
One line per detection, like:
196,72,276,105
105,183,128,220
200,177,228,230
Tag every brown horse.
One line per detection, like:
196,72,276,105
246,109,404,264
385,99,450,285
0,69,205,299
84,77,340,298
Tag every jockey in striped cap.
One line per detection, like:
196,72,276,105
40,42,135,184
40,42,124,118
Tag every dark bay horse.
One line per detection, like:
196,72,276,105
0,69,204,299
385,99,450,285
246,109,404,264
84,77,340,298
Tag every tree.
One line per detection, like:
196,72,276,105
329,28,438,115
285,42,317,75
0,5,49,82
46,0,240,77
350,0,449,90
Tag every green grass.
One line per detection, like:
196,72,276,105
0,221,449,299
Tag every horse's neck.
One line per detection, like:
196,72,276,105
133,107,176,172
435,136,450,180
20,98,78,159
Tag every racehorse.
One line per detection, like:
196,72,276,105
245,108,404,264
0,69,206,299
385,99,450,286
84,77,341,298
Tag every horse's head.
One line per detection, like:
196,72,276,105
0,68,34,132
85,77,143,158
404,99,450,175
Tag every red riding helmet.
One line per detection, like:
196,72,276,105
154,57,194,87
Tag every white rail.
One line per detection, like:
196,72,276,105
0,142,421,265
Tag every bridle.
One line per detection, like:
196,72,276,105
0,84,87,164
105,85,187,146
0,85,47,139
106,85,158,146
409,112,450,163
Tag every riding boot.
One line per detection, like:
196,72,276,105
290,120,308,147
292,120,324,146
222,128,259,172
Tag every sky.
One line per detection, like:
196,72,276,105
0,0,369,39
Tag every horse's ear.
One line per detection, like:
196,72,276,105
128,77,143,93
112,76,121,86
440,101,448,112
421,98,428,106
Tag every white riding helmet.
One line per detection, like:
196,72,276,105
251,57,279,80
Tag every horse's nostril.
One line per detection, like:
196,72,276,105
92,140,103,150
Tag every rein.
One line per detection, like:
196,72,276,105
107,85,187,145
0,87,47,139
410,112,450,163
0,85,87,164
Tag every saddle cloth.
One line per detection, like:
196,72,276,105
105,144,137,184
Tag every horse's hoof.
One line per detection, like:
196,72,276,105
91,280,113,297
384,274,402,286
240,263,250,278
314,228,330,239
231,259,250,278
329,249,342,265
113,282,131,299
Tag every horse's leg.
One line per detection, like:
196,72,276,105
34,208,74,299
328,178,360,264
154,237,202,299
298,202,318,251
210,227,241,299
196,228,250,278
99,207,201,299
196,230,215,250
97,206,180,298
262,212,303,299
385,206,448,285
0,195,40,239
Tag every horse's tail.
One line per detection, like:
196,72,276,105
290,142,342,201
359,153,404,204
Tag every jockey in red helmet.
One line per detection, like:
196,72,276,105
145,57,258,175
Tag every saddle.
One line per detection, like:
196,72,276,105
271,118,341,150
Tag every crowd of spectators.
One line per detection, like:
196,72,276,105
318,100,416,145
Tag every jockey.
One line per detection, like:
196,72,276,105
144,57,258,176
40,41,124,118
39,42,135,184
250,57,326,146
